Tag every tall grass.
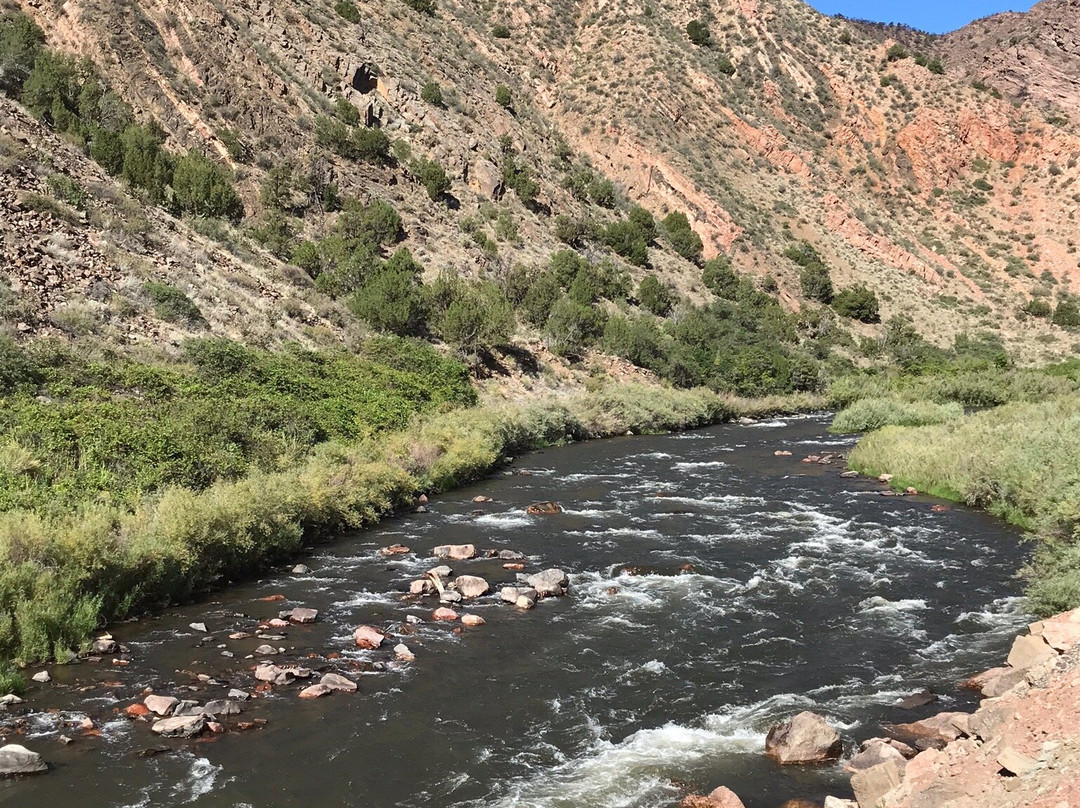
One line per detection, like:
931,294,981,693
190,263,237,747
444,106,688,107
830,397,963,433
0,384,824,668
848,398,1080,615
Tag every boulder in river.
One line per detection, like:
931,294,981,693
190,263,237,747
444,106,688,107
515,595,536,610
525,569,569,598
353,625,387,650
498,549,525,560
433,544,476,560
409,579,434,595
91,636,119,655
680,786,745,807
282,607,319,624
525,501,561,515
850,758,904,808
379,544,410,556
320,673,358,692
472,496,492,503
843,739,907,773
254,645,279,656
144,695,179,716
151,715,207,738
394,643,415,661
171,700,203,717
299,684,332,699
432,607,459,621
461,614,485,627
202,700,242,717
31,671,50,684
764,711,843,764
883,712,967,750
500,586,537,603
292,564,310,575
454,575,490,599
896,688,937,709
440,590,463,604
0,744,47,776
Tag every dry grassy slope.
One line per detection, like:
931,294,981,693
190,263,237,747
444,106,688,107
7,0,1080,364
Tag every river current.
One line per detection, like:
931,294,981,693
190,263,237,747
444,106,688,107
3,414,1029,807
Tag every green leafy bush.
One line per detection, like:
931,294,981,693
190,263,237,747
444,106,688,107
1022,299,1052,319
491,23,511,38
702,256,739,299
409,155,451,200
144,281,206,326
832,285,879,322
495,84,512,108
334,0,361,22
661,211,703,263
405,0,435,13
421,81,443,107
1053,299,1080,327
0,11,45,97
686,19,711,46
171,151,242,220
347,248,427,335
830,396,963,433
315,116,390,162
638,275,673,316
544,297,604,357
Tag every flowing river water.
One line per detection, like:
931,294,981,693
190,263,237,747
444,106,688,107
2,414,1030,807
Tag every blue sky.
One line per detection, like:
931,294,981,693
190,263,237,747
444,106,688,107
807,1,1035,34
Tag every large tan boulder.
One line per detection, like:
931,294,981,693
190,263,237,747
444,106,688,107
454,575,490,599
679,786,745,808
765,711,843,764
844,740,907,774
433,544,477,560
1006,633,1056,670
353,625,386,649
467,158,503,199
850,758,904,808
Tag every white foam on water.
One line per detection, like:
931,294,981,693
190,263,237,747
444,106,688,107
748,419,789,428
171,756,224,803
331,590,399,609
672,460,727,470
468,512,535,529
858,596,929,614
470,715,763,808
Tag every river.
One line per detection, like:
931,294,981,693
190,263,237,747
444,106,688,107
2,414,1030,807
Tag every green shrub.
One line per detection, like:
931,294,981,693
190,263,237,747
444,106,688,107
495,84,512,108
602,220,649,266
1022,299,1052,318
686,19,711,46
315,116,389,162
588,176,617,208
886,43,908,61
554,214,598,247
628,204,657,241
661,211,703,263
410,156,451,200
420,81,443,107
171,151,242,220
832,285,879,322
1053,299,1080,328
491,23,511,38
334,0,361,22
428,277,515,355
144,281,206,326
602,315,665,371
405,0,435,13
334,97,362,126
799,263,833,304
0,11,45,97
0,336,40,394
347,248,427,335
702,256,738,299
520,270,562,326
830,396,963,433
544,297,603,357
337,198,402,247
638,275,673,316
121,122,173,203
716,55,736,76
501,153,537,205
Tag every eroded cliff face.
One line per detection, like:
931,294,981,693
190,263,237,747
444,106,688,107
6,0,1080,359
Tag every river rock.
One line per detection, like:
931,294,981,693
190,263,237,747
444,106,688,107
454,575,490,599
144,695,179,716
433,544,476,560
321,673,358,692
823,799,858,808
515,595,536,610
764,711,843,764
254,644,279,656
30,670,50,684
152,715,207,738
353,625,386,649
228,689,251,701
498,549,525,560
0,694,21,707
394,643,415,661
267,618,290,629
980,667,1027,698
844,739,907,773
500,586,537,603
432,607,459,621
460,614,485,627
292,564,310,574
410,579,434,595
896,688,937,709
680,786,745,808
172,700,203,717
525,569,569,598
91,636,119,654
850,759,904,808
125,703,151,718
1006,633,1056,670
472,496,492,503
379,544,410,556
299,684,331,699
774,450,793,457
254,663,291,683
202,700,242,716
525,501,561,515
884,712,967,749
440,590,463,604
0,744,47,776
428,565,452,579
840,470,859,478
282,607,318,624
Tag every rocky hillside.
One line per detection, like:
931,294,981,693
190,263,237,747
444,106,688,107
3,0,1080,369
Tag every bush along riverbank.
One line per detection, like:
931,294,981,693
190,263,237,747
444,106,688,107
0,348,826,677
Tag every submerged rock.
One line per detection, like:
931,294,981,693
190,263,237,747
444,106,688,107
764,711,843,764
0,744,47,776
379,544,410,556
525,501,561,515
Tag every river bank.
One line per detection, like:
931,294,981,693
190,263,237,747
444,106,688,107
0,383,826,673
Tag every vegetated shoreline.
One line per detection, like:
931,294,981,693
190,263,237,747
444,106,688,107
0,383,827,680
843,396,1080,618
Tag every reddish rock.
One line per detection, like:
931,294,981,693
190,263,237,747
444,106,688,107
460,614,485,627
353,625,386,650
125,703,151,718
503,562,525,570
144,695,179,717
379,544,410,556
432,607,459,621
259,594,286,602
299,684,331,699
472,496,492,503
432,544,477,560
679,786,746,808
1006,633,1056,670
